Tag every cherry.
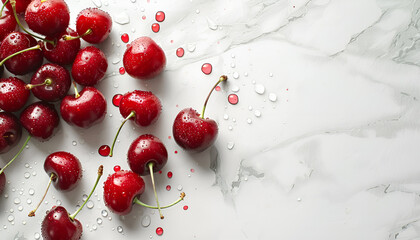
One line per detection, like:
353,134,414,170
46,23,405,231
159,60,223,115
0,65,3,78
0,169,4,194
29,151,82,217
29,63,71,102
108,90,161,156
41,28,80,66
0,77,30,112
0,31,43,75
20,101,59,141
173,75,227,152
127,134,168,218
1,0,31,14
123,36,166,80
60,86,107,128
71,46,108,86
0,10,17,42
103,169,185,216
25,0,69,37
0,112,21,154
41,165,103,240
74,8,112,44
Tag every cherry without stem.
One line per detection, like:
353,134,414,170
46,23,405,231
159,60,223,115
0,10,17,42
0,77,30,112
71,46,108,86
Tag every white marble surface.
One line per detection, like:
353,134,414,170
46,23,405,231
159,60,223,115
2,0,420,239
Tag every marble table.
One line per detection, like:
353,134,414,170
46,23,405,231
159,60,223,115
1,0,420,239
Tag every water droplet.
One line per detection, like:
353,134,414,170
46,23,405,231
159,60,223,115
167,172,173,178
228,94,239,105
201,63,212,75
228,126,233,131
121,33,129,43
7,215,14,222
119,67,125,75
190,168,195,173
117,226,123,233
155,11,165,22
87,201,94,209
92,224,97,230
9,208,13,213
97,218,103,225
268,93,277,102
32,171,37,176
231,86,239,92
18,206,23,211
247,118,252,124
223,114,229,120
231,53,235,58
112,58,121,64
297,197,302,202
156,227,164,236
141,15,146,20
248,106,253,111
151,23,160,33
183,205,189,210
140,7,145,12
269,72,273,77
227,142,235,150
92,0,102,7
187,43,196,52
232,72,239,79
82,194,88,202
207,18,217,30
34,232,40,239
24,172,30,179
98,145,110,157
166,185,171,191
255,84,265,94
72,141,77,146
215,86,221,91
254,110,261,117
176,48,184,57
112,94,123,107
101,210,108,217
141,215,151,227
114,165,121,172
26,199,32,204
14,198,20,204
56,200,61,206
29,188,35,195
115,12,130,25
177,185,183,191
24,163,29,168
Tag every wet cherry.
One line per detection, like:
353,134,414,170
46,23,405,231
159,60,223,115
0,77,30,112
0,112,21,154
75,8,112,44
71,46,108,86
41,28,81,66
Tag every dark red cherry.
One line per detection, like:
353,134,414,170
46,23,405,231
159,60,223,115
0,32,43,75
29,63,71,102
25,0,70,37
20,101,59,141
0,112,21,153
60,86,107,128
0,77,30,112
0,11,17,42
71,46,107,86
41,28,80,65
76,8,112,44
128,134,168,176
0,170,5,194
41,206,82,240
123,36,166,80
103,170,145,215
1,0,32,14
44,152,82,191
119,90,161,126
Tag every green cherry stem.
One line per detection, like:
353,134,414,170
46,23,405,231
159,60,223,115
25,78,52,90
28,173,57,217
133,192,186,209
63,29,92,41
200,75,228,119
0,0,9,18
73,81,80,98
0,45,41,67
109,111,135,157
0,135,31,175
69,165,103,221
148,162,163,219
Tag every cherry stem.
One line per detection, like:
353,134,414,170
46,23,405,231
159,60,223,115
133,192,186,209
0,135,31,175
109,111,135,157
148,162,163,219
9,1,55,45
69,165,103,220
25,78,52,90
0,0,9,18
28,173,56,217
0,45,41,67
63,29,92,41
200,75,228,119
72,81,80,98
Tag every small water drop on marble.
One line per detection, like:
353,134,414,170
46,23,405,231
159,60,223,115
3,225,6,229
24,172,30,179
206,17,217,30
22,220,26,225
247,118,252,124
32,171,37,176
130,0,136,2
7,215,14,222
227,142,235,150
18,206,23,211
141,215,151,227
25,145,29,149
231,86,239,92
108,216,112,220
187,43,196,52
112,58,120,64
269,93,277,102
230,62,236,68
34,232,40,239
9,208,14,213
140,7,145,12
232,72,239,79
27,199,32,204
92,0,102,7
223,114,229,120
254,110,261,117
255,84,265,94
232,118,236,123
87,201,94,209
72,141,77,146
97,218,103,225
177,185,183,191
297,197,302,202
29,188,35,195
117,226,123,233
195,9,200,14
228,126,233,131
114,12,130,25
14,198,20,204
269,72,273,77
24,163,29,168
82,194,88,202
101,209,108,217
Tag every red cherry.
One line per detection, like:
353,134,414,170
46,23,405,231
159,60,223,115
20,101,59,141
1,0,31,14
0,112,22,154
127,134,168,176
103,170,145,215
29,63,71,102
173,76,227,152
0,77,30,112
123,36,166,80
0,32,43,75
60,86,107,128
0,169,5,194
41,28,81,65
25,0,70,37
44,152,82,191
71,46,108,86
76,8,112,44
41,206,82,240
0,11,17,42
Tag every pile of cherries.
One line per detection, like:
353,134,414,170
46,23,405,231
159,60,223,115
0,0,228,239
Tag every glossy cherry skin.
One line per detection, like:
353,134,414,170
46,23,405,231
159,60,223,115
128,134,168,176
71,46,107,86
119,90,161,126
0,32,43,75
41,206,82,240
30,63,71,102
173,108,218,152
20,102,59,141
1,0,32,14
103,170,145,215
123,37,166,80
0,170,5,194
0,11,17,42
76,8,112,44
0,65,3,78
41,28,80,65
0,112,21,153
60,87,107,128
25,0,70,37
44,152,82,191
0,77,30,112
